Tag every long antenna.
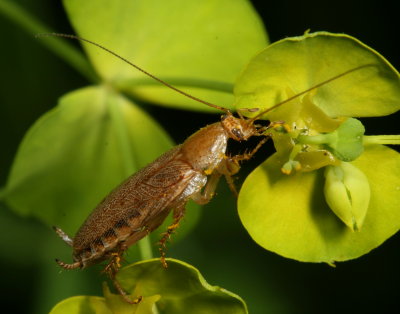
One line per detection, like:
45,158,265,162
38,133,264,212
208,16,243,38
37,33,376,121
36,33,229,113
248,63,376,123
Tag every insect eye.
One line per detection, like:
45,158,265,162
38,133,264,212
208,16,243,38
232,128,243,140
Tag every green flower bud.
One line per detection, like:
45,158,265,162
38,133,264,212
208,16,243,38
324,162,370,231
281,160,301,175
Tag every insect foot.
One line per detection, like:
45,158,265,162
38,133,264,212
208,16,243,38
104,252,143,304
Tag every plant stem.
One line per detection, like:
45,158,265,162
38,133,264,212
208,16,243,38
107,92,154,260
0,0,98,83
363,135,400,145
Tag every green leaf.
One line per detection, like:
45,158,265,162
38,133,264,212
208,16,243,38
235,32,400,122
50,259,247,314
238,145,400,263
50,296,111,314
102,283,160,314
63,0,268,111
118,258,248,314
3,86,174,235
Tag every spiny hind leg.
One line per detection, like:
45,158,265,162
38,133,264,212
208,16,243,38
104,249,142,304
159,205,186,268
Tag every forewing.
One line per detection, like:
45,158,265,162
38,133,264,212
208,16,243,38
73,146,200,248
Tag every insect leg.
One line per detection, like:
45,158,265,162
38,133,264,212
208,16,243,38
214,157,242,197
112,276,142,305
232,136,270,163
159,204,186,268
104,250,142,304
191,172,222,205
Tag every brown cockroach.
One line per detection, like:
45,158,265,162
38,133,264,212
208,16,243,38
46,33,371,303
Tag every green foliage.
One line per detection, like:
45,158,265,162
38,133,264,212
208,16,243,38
50,259,248,314
4,86,173,233
63,0,268,111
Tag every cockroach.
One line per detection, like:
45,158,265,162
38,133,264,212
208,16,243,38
43,33,372,304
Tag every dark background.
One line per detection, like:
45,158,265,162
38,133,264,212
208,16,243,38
0,0,399,313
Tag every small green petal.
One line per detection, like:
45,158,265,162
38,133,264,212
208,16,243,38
295,150,339,172
324,163,370,231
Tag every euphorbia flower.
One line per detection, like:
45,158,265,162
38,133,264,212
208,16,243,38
235,32,400,263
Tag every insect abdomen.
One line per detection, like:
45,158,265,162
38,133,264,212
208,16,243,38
74,212,145,267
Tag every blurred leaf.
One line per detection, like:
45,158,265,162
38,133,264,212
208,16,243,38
3,86,173,235
49,258,247,314
63,0,269,111
238,145,400,262
119,258,248,314
50,296,111,314
0,204,58,268
235,32,400,122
